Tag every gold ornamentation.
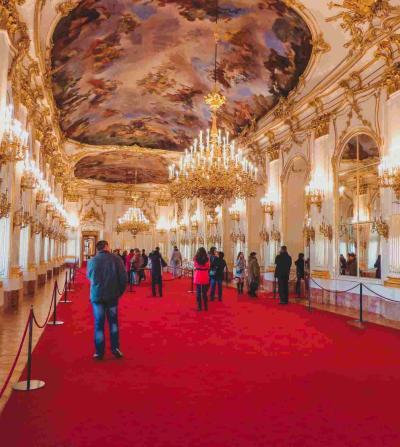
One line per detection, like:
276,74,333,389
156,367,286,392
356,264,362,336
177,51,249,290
319,218,333,241
259,227,270,243
303,221,315,243
311,33,331,54
271,225,281,243
372,216,389,239
56,0,78,15
0,185,11,219
311,114,331,139
82,207,103,223
305,187,324,213
327,0,396,54
266,143,280,162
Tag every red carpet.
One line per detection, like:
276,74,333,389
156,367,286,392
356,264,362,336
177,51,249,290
1,272,400,446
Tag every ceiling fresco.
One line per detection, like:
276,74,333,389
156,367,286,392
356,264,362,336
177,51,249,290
51,0,313,150
74,151,171,184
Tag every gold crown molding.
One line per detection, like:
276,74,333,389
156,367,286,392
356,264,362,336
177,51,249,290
1,0,71,191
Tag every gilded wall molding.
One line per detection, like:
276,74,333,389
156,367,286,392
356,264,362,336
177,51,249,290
327,0,400,55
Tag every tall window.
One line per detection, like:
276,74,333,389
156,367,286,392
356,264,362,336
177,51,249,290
35,234,41,265
338,134,381,279
0,217,10,277
44,236,49,263
19,225,29,270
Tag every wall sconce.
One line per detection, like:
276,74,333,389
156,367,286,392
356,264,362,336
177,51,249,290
0,104,28,165
0,185,11,219
372,216,389,240
378,155,400,199
319,217,333,241
260,195,274,218
13,208,31,229
259,227,270,243
229,198,244,222
271,225,281,243
190,214,199,232
305,185,324,213
303,219,315,243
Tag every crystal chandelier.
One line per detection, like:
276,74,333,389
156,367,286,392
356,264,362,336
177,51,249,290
168,2,257,212
116,204,150,237
0,104,28,165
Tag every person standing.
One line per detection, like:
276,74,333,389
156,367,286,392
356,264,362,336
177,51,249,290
170,246,183,278
295,253,305,298
248,252,261,297
235,252,246,295
210,251,227,301
275,246,292,305
339,254,347,275
374,254,381,279
87,240,127,360
194,247,210,311
149,247,167,297
139,249,148,283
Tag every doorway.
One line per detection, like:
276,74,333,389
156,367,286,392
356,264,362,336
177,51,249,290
81,231,99,263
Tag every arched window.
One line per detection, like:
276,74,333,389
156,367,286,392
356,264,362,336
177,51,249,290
337,134,381,278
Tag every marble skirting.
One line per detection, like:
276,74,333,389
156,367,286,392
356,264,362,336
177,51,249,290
37,273,46,286
263,279,400,322
23,280,36,297
3,289,21,310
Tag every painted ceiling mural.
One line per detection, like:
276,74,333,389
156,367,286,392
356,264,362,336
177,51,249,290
51,0,313,151
74,151,171,183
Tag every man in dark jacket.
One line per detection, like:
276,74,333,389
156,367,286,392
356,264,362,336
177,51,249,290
275,246,292,305
210,251,227,301
87,240,128,360
149,247,167,297
295,253,305,298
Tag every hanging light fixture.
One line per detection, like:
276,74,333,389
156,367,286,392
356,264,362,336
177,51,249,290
116,171,150,237
169,0,257,213
116,206,150,237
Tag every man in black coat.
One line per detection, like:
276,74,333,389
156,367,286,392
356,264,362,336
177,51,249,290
275,246,292,305
149,247,167,297
295,253,305,298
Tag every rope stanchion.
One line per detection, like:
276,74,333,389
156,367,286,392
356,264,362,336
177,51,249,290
187,268,194,293
47,281,64,326
68,268,75,292
0,310,32,398
309,277,360,294
348,283,365,329
59,271,72,304
362,283,400,303
13,307,45,392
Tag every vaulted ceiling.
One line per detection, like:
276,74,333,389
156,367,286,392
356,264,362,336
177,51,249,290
47,0,313,185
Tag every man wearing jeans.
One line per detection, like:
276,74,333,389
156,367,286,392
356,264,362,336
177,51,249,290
87,240,128,360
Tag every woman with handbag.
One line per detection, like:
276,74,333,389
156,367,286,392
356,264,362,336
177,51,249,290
193,247,210,311
235,252,246,295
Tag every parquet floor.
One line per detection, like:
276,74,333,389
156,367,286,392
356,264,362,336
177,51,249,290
0,271,66,413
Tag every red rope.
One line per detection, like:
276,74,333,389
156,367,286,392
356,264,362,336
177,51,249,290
32,286,56,329
0,311,31,399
